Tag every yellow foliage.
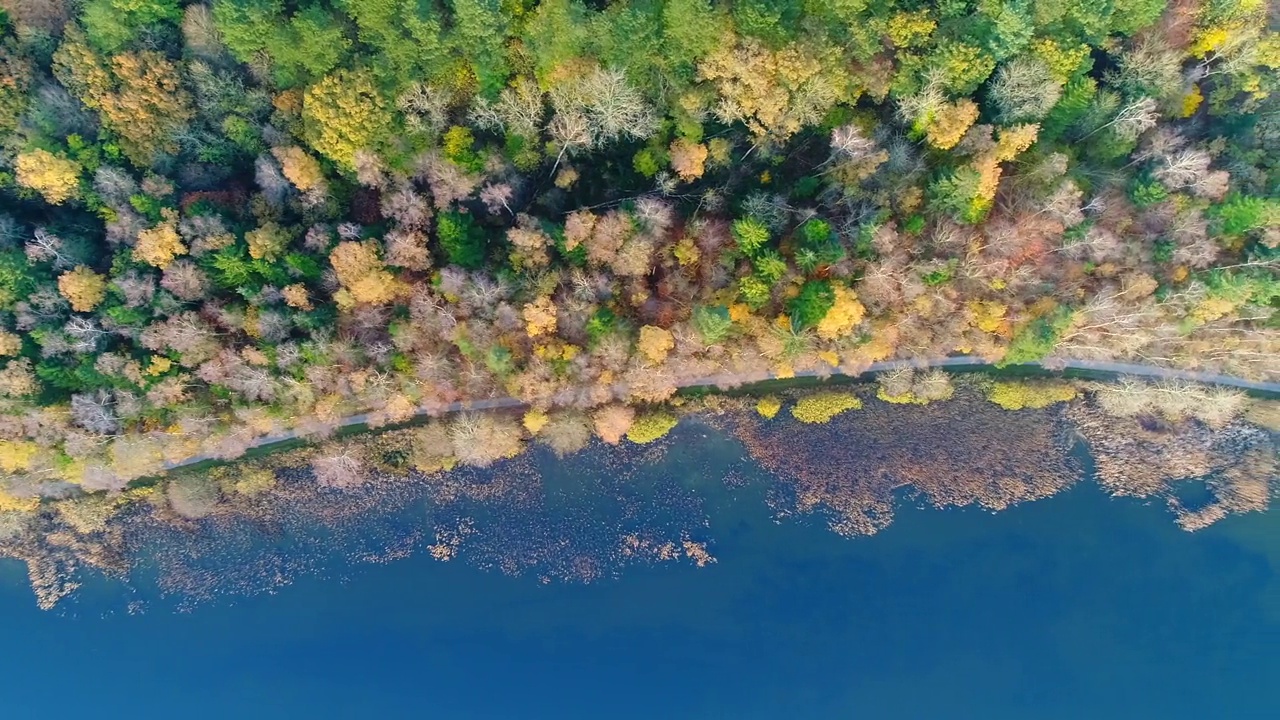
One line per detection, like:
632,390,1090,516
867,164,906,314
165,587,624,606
1190,26,1232,59
134,221,187,268
877,387,925,405
53,32,194,164
0,488,38,513
886,11,936,48
791,392,862,424
816,286,866,340
522,297,558,338
728,303,753,323
15,149,81,204
756,396,782,419
818,350,840,367
1191,296,1238,324
0,439,38,472
968,300,1009,334
57,266,108,312
282,283,313,311
146,356,172,376
271,146,325,193
1028,39,1090,83
699,37,849,140
626,411,679,444
924,99,979,150
246,222,289,261
638,325,675,365
523,409,550,434
1181,85,1203,117
994,124,1039,162
0,331,21,356
330,241,404,306
986,381,1078,410
669,138,709,181
674,236,701,266
303,69,391,168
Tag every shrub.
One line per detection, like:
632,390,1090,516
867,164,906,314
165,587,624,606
626,411,679,444
755,396,782,419
791,392,862,423
985,381,1078,410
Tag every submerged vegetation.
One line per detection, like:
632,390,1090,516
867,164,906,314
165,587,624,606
0,375,1276,609
0,0,1275,506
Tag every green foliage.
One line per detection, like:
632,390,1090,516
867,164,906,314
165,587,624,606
83,0,182,52
0,250,34,310
788,280,835,330
1211,195,1278,237
586,307,618,345
437,211,487,269
214,0,351,88
633,147,663,178
752,250,787,285
692,305,733,345
1129,177,1169,208
731,218,770,257
999,307,1075,366
738,275,772,309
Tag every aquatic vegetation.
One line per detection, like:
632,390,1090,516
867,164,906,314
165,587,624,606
626,412,680,444
985,380,1079,410
755,396,782,419
0,380,1275,611
791,392,863,424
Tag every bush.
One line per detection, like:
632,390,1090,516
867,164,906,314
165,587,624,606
755,396,782,419
986,381,1078,410
626,411,679,444
791,392,862,424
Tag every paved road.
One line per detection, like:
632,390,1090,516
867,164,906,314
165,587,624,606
161,356,1280,472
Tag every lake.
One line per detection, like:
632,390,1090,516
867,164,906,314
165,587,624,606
1,402,1278,719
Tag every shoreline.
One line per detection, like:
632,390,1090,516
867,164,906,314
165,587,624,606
155,356,1280,476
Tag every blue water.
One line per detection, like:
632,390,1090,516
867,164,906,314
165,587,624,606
2,441,1279,718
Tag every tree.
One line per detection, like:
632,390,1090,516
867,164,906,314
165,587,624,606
592,404,635,444
989,57,1062,122
698,37,848,141
329,241,403,306
637,325,674,364
669,138,709,181
58,266,108,312
816,286,865,340
303,69,392,169
15,149,81,205
135,220,187,269
53,31,195,165
271,146,325,193
436,211,487,268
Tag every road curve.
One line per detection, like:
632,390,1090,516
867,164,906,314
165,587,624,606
160,356,1280,473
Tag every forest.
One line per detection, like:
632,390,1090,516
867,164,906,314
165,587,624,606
0,0,1277,502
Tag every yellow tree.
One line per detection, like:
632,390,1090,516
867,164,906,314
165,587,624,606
329,241,404,307
134,217,187,269
698,37,850,141
303,69,392,169
53,29,194,165
15,149,81,204
271,146,326,193
637,325,675,364
58,266,108,311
